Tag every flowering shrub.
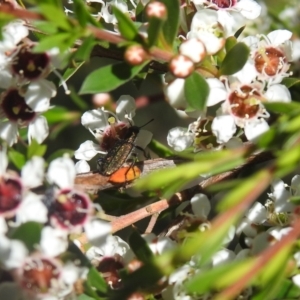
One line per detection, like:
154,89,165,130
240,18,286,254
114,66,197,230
0,0,300,299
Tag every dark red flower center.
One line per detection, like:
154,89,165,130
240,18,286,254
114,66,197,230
211,0,236,8
21,257,59,294
1,89,35,122
97,257,124,289
0,177,22,214
254,47,286,77
228,86,262,119
11,45,50,80
50,188,90,229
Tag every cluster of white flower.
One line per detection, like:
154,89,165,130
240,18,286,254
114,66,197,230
0,21,62,146
74,95,152,173
0,150,111,299
166,0,295,152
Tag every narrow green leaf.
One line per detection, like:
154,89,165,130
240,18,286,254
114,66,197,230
159,0,180,46
33,32,78,53
74,35,96,61
128,231,154,264
264,101,300,114
27,139,47,159
10,222,43,252
77,294,96,300
282,77,300,88
87,267,108,294
8,150,26,170
185,259,254,294
225,36,237,52
220,42,250,75
79,61,148,94
61,61,85,85
147,17,164,47
184,72,209,110
148,139,174,157
113,6,140,41
44,106,80,124
72,0,102,27
38,4,71,30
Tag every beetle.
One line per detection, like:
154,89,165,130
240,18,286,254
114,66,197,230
97,119,153,176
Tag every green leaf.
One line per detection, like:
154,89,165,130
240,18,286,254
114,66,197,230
148,139,174,157
282,77,300,88
74,35,96,61
72,0,102,28
184,72,209,110
147,17,164,47
33,32,78,53
220,42,250,75
77,294,96,300
234,26,245,38
79,61,148,94
8,150,26,170
225,36,237,52
10,222,43,252
113,6,140,41
32,21,58,35
38,4,71,30
159,0,180,46
87,267,108,294
185,259,254,294
44,106,80,124
128,230,154,264
27,139,47,159
61,61,85,85
264,101,300,115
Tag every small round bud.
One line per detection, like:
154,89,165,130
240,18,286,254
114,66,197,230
92,93,112,107
169,54,194,78
146,1,167,19
179,38,206,63
124,45,150,66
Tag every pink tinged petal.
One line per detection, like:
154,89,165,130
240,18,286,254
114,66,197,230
179,38,206,63
190,193,211,218
0,122,18,146
267,30,292,46
0,236,28,269
244,119,269,141
75,160,91,173
28,115,49,144
206,78,227,106
235,0,261,19
165,78,187,108
25,80,56,112
74,140,102,161
167,127,193,151
116,95,136,121
211,115,236,144
84,219,112,247
47,156,76,189
0,150,8,176
40,226,68,257
212,249,235,266
135,129,153,149
21,156,44,188
265,84,291,103
16,192,48,224
291,175,300,196
246,202,267,224
81,109,108,131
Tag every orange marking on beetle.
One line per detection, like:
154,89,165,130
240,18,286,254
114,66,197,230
108,166,141,184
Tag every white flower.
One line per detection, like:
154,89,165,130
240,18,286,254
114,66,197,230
167,127,194,151
190,193,211,219
188,10,226,55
